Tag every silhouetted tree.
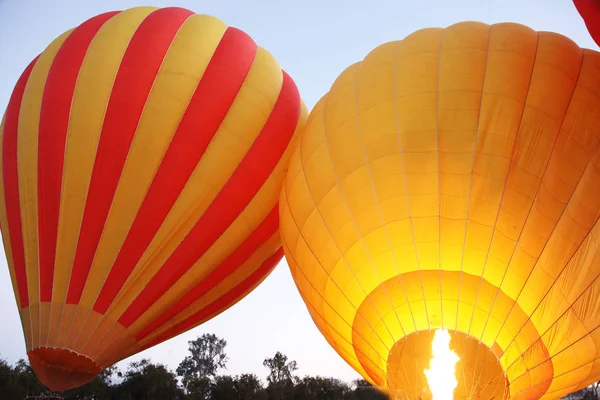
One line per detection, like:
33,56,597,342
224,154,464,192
263,352,298,400
0,357,30,399
61,365,116,400
177,333,228,393
13,358,47,397
350,378,389,400
582,382,600,400
263,352,298,386
234,373,268,400
210,375,237,400
114,358,184,400
185,376,212,400
293,376,350,399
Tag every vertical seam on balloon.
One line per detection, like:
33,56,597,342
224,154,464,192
480,66,582,341
535,354,600,398
65,7,178,306
11,57,40,352
464,29,538,348
505,276,600,391
0,115,22,314
351,52,407,338
280,187,390,377
292,104,395,356
301,295,386,381
455,26,497,398
20,43,67,351
463,25,493,336
434,27,445,332
69,10,195,352
455,334,469,398
502,152,599,370
133,205,279,341
115,62,295,329
319,66,399,346
61,6,164,349
489,39,586,352
57,12,142,349
88,21,235,319
118,248,282,355
78,14,222,354
388,38,419,334
111,244,281,365
160,247,281,339
392,39,422,334
2,75,27,298
44,10,119,351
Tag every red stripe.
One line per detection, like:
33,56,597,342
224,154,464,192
65,8,193,304
574,0,600,46
135,206,279,340
140,248,283,351
92,27,257,314
2,57,39,308
37,12,119,303
118,71,301,327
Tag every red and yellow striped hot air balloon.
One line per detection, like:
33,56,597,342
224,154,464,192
1,6,306,391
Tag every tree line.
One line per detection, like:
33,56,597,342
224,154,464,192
0,333,390,399
1,333,598,399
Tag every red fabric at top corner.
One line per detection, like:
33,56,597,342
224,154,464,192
574,0,600,47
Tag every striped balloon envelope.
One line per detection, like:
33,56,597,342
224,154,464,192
1,6,306,391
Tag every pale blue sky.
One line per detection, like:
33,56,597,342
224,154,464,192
0,0,597,385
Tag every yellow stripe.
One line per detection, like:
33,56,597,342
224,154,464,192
78,14,226,313
49,7,157,348
71,13,228,352
138,233,281,344
104,46,284,320
17,30,72,350
127,106,307,335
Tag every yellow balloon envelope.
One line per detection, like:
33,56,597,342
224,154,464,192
280,21,600,400
1,6,306,391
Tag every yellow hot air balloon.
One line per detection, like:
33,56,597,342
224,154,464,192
1,6,306,391
280,21,600,400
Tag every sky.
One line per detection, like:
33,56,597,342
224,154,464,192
0,0,598,386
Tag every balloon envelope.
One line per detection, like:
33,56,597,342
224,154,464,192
574,0,600,47
1,6,306,391
280,21,600,400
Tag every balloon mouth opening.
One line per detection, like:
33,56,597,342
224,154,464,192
424,330,460,400
28,347,102,392
385,330,509,400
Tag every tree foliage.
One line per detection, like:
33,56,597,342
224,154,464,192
177,333,228,392
2,334,588,400
113,359,184,400
293,376,350,400
263,351,298,386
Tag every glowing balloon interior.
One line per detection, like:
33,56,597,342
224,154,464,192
1,6,306,391
280,21,600,399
